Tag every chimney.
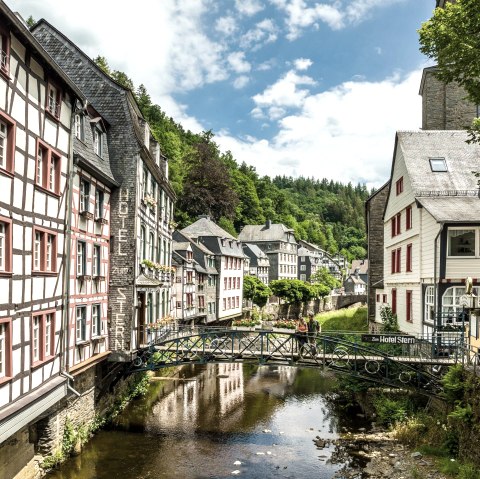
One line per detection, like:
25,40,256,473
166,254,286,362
198,215,210,220
266,219,272,228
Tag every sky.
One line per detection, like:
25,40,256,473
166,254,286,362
7,0,435,187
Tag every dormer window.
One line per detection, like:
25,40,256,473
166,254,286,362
46,82,62,119
429,157,448,172
93,127,103,157
74,114,84,141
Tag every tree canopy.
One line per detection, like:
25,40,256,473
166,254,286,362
243,276,272,308
94,57,371,262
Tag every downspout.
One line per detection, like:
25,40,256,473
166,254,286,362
433,222,444,338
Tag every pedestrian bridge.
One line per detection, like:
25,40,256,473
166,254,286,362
129,326,476,397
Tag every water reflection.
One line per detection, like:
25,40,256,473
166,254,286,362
49,364,361,479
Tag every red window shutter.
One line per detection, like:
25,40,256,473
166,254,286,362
391,250,396,274
396,213,401,235
406,244,412,272
391,218,396,237
406,290,412,322
406,206,412,230
396,248,401,273
392,289,397,315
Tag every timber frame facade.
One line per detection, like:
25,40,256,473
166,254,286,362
0,3,84,443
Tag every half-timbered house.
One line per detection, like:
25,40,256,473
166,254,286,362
0,2,83,449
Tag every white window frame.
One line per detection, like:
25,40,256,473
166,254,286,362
0,120,6,169
93,244,101,277
33,316,40,363
92,304,102,337
77,241,86,276
442,286,480,323
447,228,477,258
44,314,52,357
76,306,87,342
0,323,6,378
80,179,90,213
0,222,4,271
424,286,435,324
93,127,102,157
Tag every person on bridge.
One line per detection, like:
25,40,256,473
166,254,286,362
307,312,320,344
296,316,308,349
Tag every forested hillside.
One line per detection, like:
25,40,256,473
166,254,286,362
96,58,371,262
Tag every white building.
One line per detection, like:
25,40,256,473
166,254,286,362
374,131,480,336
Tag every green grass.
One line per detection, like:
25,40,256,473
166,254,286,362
316,307,368,332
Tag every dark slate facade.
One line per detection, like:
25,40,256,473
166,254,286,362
32,21,176,361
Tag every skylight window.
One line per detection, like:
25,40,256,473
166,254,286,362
429,158,448,172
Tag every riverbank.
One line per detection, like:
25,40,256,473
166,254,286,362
330,430,449,479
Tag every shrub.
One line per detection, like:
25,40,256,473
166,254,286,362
373,395,410,426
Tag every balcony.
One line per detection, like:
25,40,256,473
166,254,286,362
80,209,94,220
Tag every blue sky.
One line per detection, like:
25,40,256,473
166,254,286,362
8,0,435,186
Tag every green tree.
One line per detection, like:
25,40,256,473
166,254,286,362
311,267,341,291
379,305,399,333
418,0,480,141
243,276,272,308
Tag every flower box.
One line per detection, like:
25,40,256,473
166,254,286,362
273,328,295,334
232,326,255,331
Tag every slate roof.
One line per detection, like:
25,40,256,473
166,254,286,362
417,197,480,223
181,216,236,240
346,275,366,285
397,131,480,195
243,243,269,267
173,242,191,252
351,260,369,274
238,222,295,242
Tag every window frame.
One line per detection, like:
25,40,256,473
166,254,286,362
31,311,55,367
74,113,84,141
406,290,413,323
0,318,12,383
406,243,412,272
91,304,103,338
32,227,57,275
93,125,103,158
0,216,12,275
45,80,62,120
76,306,87,343
95,188,104,220
0,110,15,175
35,139,61,195
406,206,412,230
395,177,404,195
447,228,476,258
0,29,11,77
92,244,101,277
429,157,448,172
79,178,91,214
76,240,87,277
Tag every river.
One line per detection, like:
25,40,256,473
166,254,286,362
48,364,370,479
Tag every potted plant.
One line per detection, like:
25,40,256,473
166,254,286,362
232,319,260,331
272,319,297,334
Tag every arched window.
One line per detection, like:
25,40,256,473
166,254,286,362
442,286,479,323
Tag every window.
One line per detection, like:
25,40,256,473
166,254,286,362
33,228,57,274
80,179,90,213
227,298,231,309
383,294,387,303
406,243,412,272
391,288,397,315
187,271,193,284
93,244,101,277
300,274,306,281
36,140,61,194
395,177,403,195
77,241,86,276
228,278,232,289
46,82,62,119
92,304,102,337
0,30,10,75
93,127,103,157
76,306,87,342
223,298,226,311
149,232,155,260
406,291,413,323
429,158,448,172
140,226,146,260
448,229,475,257
300,265,306,271
391,213,401,237
424,286,435,324
0,319,11,380
0,111,15,174
0,218,12,274
236,297,239,308
74,114,84,140
142,166,148,200
391,248,401,274
406,206,412,230
442,286,480,322
31,312,55,365
95,189,104,220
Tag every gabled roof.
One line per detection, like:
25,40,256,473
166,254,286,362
351,259,368,274
181,216,236,240
238,222,295,242
346,275,366,285
398,131,480,194
243,243,268,259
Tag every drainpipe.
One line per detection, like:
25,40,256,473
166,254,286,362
433,223,444,344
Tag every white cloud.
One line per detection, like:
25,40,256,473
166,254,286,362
270,0,407,40
252,70,317,116
293,58,313,71
240,18,278,50
217,69,423,188
215,16,238,36
228,52,251,74
235,0,264,16
233,75,250,89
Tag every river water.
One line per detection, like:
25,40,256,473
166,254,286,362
49,364,369,479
